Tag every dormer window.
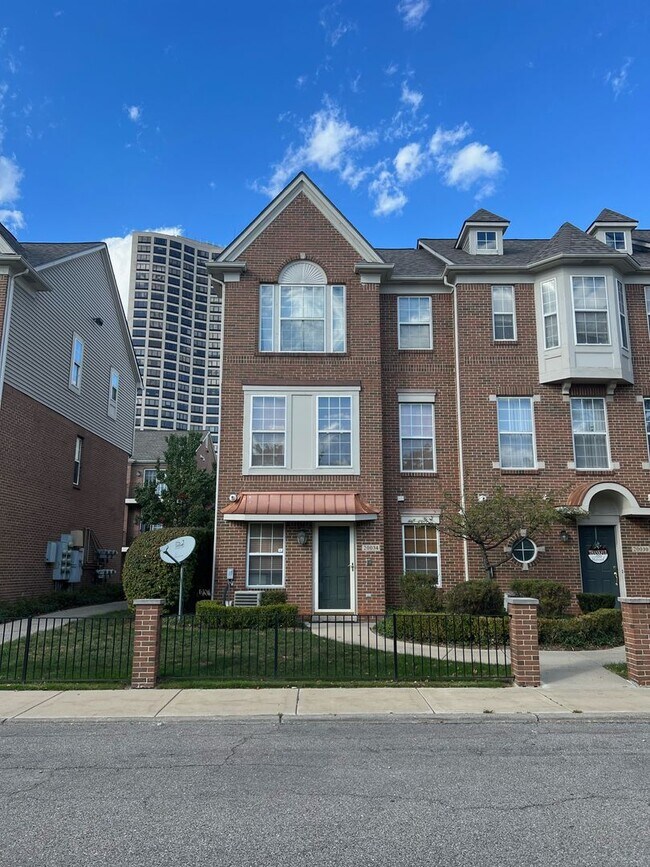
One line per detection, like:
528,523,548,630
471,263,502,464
605,231,626,251
476,231,498,252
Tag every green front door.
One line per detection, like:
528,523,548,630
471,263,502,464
318,526,351,610
578,525,620,598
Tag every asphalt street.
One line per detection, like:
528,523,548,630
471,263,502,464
0,717,648,867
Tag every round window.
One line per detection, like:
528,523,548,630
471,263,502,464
511,537,537,564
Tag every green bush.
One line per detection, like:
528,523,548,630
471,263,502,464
444,580,504,615
195,601,301,629
399,572,444,612
538,609,623,649
376,611,509,647
510,579,571,618
122,527,213,613
260,589,288,606
576,592,617,614
0,583,125,623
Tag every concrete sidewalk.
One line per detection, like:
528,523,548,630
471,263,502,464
1,682,648,721
0,600,129,645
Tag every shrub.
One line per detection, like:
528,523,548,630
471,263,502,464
399,572,444,612
0,584,124,623
195,601,301,629
260,589,288,606
376,611,509,647
122,527,213,613
576,592,617,614
444,580,504,615
509,579,571,618
538,609,623,650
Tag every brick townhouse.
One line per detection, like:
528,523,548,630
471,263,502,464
208,173,650,614
0,221,141,601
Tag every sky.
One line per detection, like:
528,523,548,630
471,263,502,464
1,1,649,306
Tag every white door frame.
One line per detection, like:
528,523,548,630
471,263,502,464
576,517,626,598
313,522,356,613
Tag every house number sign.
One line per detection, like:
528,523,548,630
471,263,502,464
587,546,609,564
362,544,381,553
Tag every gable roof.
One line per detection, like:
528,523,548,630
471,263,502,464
463,208,510,224
531,222,620,264
217,172,383,265
0,221,29,258
132,429,212,462
20,242,103,269
590,208,638,225
419,237,545,268
375,248,445,279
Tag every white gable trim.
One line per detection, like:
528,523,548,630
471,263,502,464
218,173,383,264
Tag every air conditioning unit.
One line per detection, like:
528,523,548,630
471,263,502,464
233,591,261,607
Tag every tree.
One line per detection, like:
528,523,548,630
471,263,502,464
438,486,579,580
136,432,215,528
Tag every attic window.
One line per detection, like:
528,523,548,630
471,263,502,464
604,231,626,251
476,231,497,252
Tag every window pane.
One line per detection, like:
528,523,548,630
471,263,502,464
403,524,438,576
497,398,534,468
492,287,515,340
251,397,285,466
259,285,273,351
571,398,608,469
318,396,352,467
248,524,284,586
331,285,346,352
575,311,609,344
280,318,325,352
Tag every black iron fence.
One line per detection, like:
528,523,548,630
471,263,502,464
159,613,510,683
0,615,134,684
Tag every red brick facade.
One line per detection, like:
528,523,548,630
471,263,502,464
0,385,127,601
213,182,650,614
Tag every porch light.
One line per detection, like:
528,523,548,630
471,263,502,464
296,528,308,547
559,529,571,543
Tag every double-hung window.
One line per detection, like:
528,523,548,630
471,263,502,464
318,397,352,467
69,335,84,392
143,468,157,486
476,231,497,252
572,276,609,344
108,368,119,418
402,522,440,579
605,231,626,250
644,399,650,462
571,397,609,469
399,395,435,472
497,397,536,469
492,286,516,341
73,436,83,486
247,523,284,587
616,280,629,351
259,284,346,353
251,396,286,467
540,279,559,349
397,297,432,349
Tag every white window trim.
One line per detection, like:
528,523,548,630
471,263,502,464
491,285,517,342
475,230,499,254
243,385,360,476
73,436,83,486
259,283,347,354
570,397,612,471
317,395,354,470
571,275,611,347
246,523,285,589
495,396,539,470
616,279,630,352
398,391,436,474
400,516,442,586
108,367,119,419
540,278,560,350
69,333,84,393
397,296,433,350
604,231,627,252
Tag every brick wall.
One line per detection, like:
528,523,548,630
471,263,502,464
0,384,128,601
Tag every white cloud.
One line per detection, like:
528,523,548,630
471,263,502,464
429,122,472,156
438,142,503,197
394,142,426,182
369,170,407,217
605,58,632,99
0,208,24,231
319,2,356,46
0,154,23,204
396,0,430,30
258,101,375,197
104,225,183,310
125,104,141,122
400,81,423,112
384,62,399,76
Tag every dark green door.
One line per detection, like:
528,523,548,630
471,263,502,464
578,525,620,597
318,527,351,610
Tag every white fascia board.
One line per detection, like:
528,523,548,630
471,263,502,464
417,241,454,266
217,173,383,264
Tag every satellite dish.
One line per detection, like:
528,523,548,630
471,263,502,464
159,535,196,564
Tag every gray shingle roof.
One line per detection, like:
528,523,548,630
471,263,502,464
0,221,28,259
418,238,546,267
532,223,618,263
463,208,509,224
375,248,444,278
132,429,211,462
592,208,637,224
20,242,102,268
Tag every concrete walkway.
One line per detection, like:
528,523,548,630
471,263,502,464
0,600,129,645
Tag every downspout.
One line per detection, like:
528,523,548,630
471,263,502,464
444,267,470,582
210,277,226,601
0,266,28,411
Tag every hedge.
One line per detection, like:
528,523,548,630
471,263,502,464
576,592,617,614
122,527,213,613
538,609,623,650
260,589,288,606
399,572,444,612
444,580,504,616
195,601,301,629
376,612,510,647
0,583,124,623
510,579,570,618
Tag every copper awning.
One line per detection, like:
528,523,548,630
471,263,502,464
221,491,379,522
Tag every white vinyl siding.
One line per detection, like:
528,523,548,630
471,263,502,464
247,523,285,587
397,297,432,349
492,286,516,341
497,397,536,469
572,276,609,345
571,397,610,469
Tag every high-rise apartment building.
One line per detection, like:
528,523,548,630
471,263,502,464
127,232,223,435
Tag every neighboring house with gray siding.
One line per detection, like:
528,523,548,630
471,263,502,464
0,221,141,602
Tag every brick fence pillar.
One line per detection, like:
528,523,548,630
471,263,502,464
508,597,541,687
131,599,165,689
619,598,650,687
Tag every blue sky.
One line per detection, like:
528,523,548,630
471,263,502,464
0,1,649,302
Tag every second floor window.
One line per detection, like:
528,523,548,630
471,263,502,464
492,286,516,341
69,335,84,392
398,297,432,349
399,400,435,472
540,279,559,349
571,397,609,469
318,397,352,467
572,276,609,345
616,280,629,351
251,396,286,467
497,397,535,469
259,284,346,353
